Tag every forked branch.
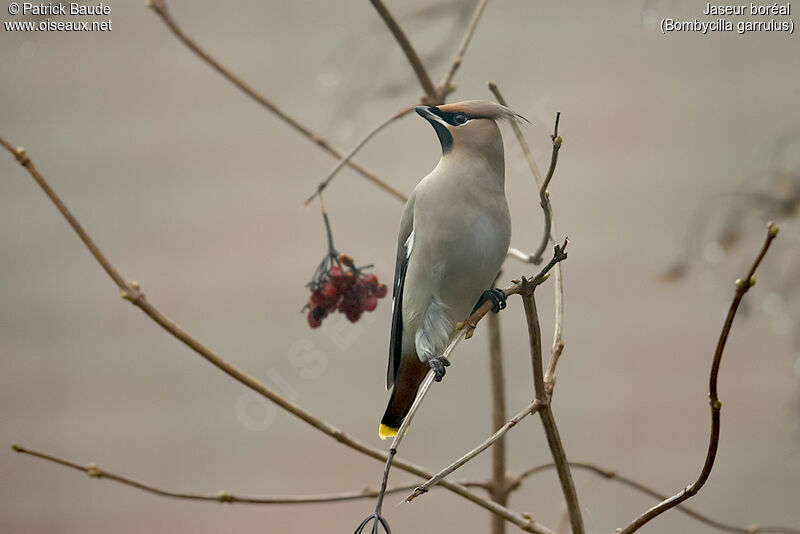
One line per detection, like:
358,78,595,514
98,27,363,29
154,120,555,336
517,461,800,534
490,83,566,392
0,136,549,534
522,288,584,534
11,444,423,505
146,0,406,202
617,222,780,534
304,105,415,206
403,241,568,503
369,0,438,103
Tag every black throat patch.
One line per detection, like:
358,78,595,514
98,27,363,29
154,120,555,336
429,120,453,155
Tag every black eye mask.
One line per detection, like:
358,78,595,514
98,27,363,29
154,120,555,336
429,107,483,126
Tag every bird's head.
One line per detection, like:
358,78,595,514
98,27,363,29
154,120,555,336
415,100,527,158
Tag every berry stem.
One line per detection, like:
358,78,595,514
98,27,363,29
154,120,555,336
321,208,338,259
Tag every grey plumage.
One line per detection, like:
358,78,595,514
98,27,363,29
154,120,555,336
380,100,521,439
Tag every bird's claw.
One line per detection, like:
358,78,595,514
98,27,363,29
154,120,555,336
472,288,507,315
429,356,450,382
354,512,391,534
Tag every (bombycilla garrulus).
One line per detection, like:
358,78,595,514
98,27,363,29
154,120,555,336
379,100,524,440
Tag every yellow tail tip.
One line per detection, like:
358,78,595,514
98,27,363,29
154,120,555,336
378,424,398,440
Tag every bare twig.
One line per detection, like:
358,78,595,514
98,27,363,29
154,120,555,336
517,461,800,534
543,209,565,396
368,0,439,103
304,105,414,206
359,318,554,533
489,83,566,392
405,399,544,503
404,243,568,503
522,290,584,534
146,0,405,202
530,113,562,265
488,82,543,186
11,444,422,505
487,303,509,534
618,223,780,534
438,0,489,99
0,137,550,534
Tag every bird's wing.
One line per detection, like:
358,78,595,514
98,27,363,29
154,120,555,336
387,192,416,390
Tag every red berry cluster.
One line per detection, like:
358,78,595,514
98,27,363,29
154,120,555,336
306,255,388,328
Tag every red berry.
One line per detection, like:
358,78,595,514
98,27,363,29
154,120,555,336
336,272,355,290
373,284,388,298
321,283,337,298
339,294,357,312
362,293,378,311
310,290,325,308
345,308,362,322
329,265,344,280
307,311,322,328
363,273,378,287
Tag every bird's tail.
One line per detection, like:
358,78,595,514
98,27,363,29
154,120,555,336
379,359,428,440
379,392,411,440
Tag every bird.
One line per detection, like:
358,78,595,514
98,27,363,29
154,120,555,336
379,100,525,440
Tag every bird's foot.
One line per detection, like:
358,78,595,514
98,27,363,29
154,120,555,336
472,288,507,315
428,356,450,382
353,512,390,534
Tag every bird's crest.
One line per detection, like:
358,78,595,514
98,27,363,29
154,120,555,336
437,100,529,125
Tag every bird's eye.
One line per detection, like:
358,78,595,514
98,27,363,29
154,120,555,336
453,113,468,125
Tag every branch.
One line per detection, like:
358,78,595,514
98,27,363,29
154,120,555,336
530,113,562,265
0,137,545,534
522,291,584,534
618,222,780,534
488,82,543,186
438,0,489,99
11,444,424,505
404,243,568,503
496,105,562,266
368,0,439,103
517,461,800,534
304,105,414,206
146,0,405,202
487,299,509,534
405,399,544,503
489,83,566,393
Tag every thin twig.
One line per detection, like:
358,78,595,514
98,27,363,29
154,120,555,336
438,0,489,99
404,244,568,503
487,300,509,534
522,292,585,534
368,0,439,103
543,205,565,397
405,399,544,503
11,444,423,505
488,82,543,186
530,113,562,265
146,0,406,202
0,137,546,534
517,461,800,534
618,222,780,534
489,83,566,392
556,475,600,534
304,105,414,206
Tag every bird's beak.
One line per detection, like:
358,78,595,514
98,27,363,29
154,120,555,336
415,106,447,126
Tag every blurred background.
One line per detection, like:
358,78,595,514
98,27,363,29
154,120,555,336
1,1,799,532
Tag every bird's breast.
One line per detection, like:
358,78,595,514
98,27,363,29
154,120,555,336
405,193,510,326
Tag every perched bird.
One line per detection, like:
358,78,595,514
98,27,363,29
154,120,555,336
379,100,524,440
